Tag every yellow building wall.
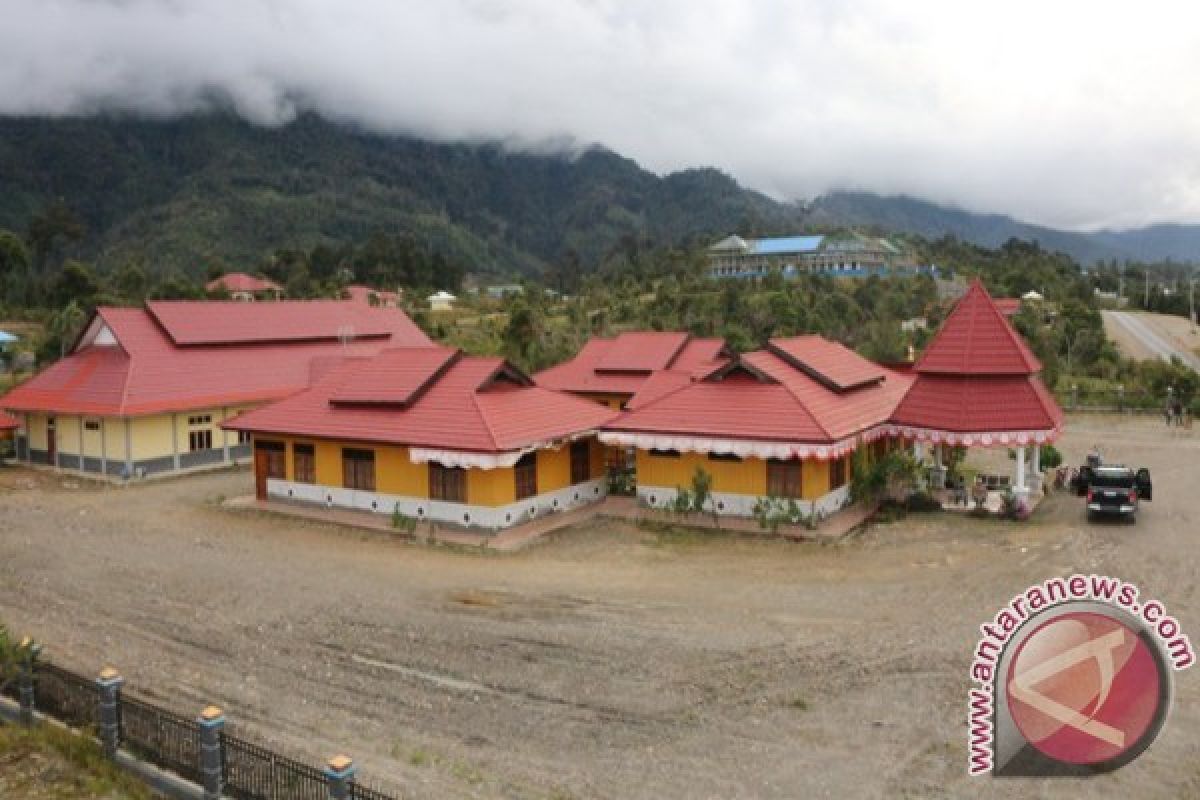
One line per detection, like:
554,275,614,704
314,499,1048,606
636,448,861,500
103,418,128,461
130,414,175,460
802,458,832,500
636,450,769,496
468,466,517,506
537,446,572,493
28,414,47,450
255,434,609,508
81,417,104,458
57,416,81,455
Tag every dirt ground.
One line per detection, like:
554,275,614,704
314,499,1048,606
1,415,1198,799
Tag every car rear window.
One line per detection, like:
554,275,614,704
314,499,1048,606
1091,470,1134,488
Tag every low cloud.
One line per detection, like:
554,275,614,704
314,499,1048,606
4,0,1200,231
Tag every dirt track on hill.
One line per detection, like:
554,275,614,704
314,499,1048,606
1,416,1199,799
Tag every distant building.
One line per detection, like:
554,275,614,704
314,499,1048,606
428,291,457,312
205,272,283,302
485,284,524,299
707,232,934,280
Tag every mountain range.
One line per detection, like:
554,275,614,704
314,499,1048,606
1,112,1197,276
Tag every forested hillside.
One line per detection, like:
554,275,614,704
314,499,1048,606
0,113,800,277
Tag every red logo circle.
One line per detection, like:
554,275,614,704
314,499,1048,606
1006,611,1164,765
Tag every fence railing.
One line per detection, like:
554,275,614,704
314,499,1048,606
6,656,397,800
1055,387,1193,416
223,731,331,800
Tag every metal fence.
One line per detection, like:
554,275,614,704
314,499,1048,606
35,661,100,730
10,658,399,800
223,731,330,800
119,693,205,786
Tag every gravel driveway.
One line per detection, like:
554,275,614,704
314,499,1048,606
1,414,1198,799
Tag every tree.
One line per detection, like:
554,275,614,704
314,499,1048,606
26,200,85,270
0,230,32,306
50,260,101,308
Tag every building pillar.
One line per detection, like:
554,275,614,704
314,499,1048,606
95,667,124,759
23,412,31,463
171,412,180,471
78,415,84,472
1030,443,1042,492
325,755,357,800
1014,445,1028,498
221,408,230,463
123,418,133,479
197,706,226,800
17,637,40,726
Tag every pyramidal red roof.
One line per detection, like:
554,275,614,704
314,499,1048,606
1,301,433,416
595,332,690,373
226,349,619,453
892,280,1062,434
916,281,1041,375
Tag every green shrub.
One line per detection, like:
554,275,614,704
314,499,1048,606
1039,444,1063,469
391,505,418,533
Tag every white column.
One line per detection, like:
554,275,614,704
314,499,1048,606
934,444,944,468
1014,445,1028,496
1031,444,1041,474
913,441,926,462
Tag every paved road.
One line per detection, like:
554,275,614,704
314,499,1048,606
1104,311,1200,371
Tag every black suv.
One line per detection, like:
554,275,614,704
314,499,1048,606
1085,465,1153,521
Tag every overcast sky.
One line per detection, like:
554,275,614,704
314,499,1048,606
4,0,1200,231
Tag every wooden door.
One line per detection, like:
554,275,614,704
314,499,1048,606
254,449,270,500
46,423,56,465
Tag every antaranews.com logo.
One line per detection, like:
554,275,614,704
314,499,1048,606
968,574,1194,776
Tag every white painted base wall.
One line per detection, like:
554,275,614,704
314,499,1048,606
636,485,852,520
267,477,608,532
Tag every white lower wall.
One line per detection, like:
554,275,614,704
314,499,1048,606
636,485,852,520
267,477,608,532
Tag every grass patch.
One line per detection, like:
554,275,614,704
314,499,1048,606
0,722,154,799
784,695,810,711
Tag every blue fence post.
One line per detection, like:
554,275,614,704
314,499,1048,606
197,705,226,800
325,754,357,800
95,667,124,758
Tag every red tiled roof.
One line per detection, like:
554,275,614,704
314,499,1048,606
205,273,282,294
225,349,618,453
0,410,17,430
0,301,433,416
596,332,689,373
625,370,695,411
892,280,1061,433
535,333,730,396
916,281,1041,375
768,335,884,391
146,300,419,346
607,344,914,445
890,375,1064,433
330,347,458,406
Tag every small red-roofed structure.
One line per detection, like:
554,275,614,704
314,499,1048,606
205,272,283,301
